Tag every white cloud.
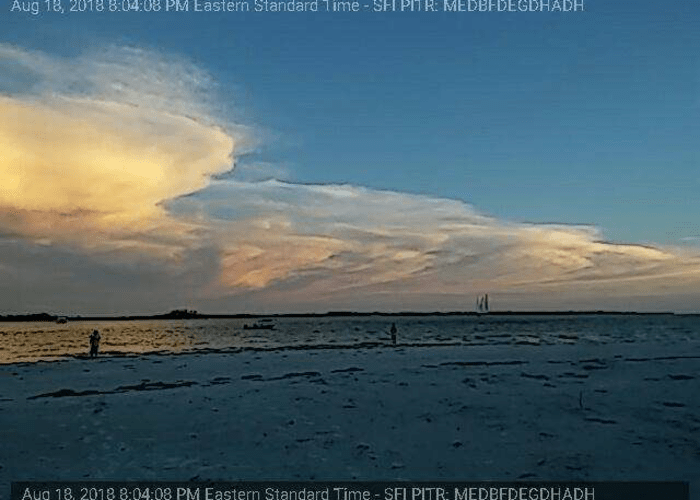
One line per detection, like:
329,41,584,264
0,44,243,258
2,44,700,313
171,180,700,310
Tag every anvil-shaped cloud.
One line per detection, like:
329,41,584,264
0,45,237,257
1,45,699,313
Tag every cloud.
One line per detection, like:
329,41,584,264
226,159,292,182
171,180,700,310
0,44,241,258
2,44,700,313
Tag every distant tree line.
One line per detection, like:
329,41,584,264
157,309,202,319
0,312,59,322
0,309,683,322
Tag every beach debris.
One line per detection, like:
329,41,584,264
208,376,231,385
28,380,197,399
419,412,433,423
116,380,196,392
584,417,617,425
662,401,686,408
441,360,527,367
461,378,477,388
515,338,540,346
268,371,322,381
29,388,100,399
582,364,608,371
330,367,364,373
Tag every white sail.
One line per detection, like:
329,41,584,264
476,294,490,313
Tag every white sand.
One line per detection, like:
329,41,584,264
1,341,699,498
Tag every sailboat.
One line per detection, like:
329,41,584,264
476,294,490,314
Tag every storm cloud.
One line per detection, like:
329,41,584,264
1,44,699,313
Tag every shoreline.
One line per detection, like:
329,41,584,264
1,311,694,323
7,338,700,368
1,342,699,499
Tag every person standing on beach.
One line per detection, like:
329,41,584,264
89,329,101,358
390,323,397,345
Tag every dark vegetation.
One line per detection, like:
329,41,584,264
0,309,689,322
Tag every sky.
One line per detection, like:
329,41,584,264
0,0,699,313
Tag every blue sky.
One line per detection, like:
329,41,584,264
1,0,699,312
5,0,698,244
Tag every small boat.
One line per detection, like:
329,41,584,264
243,323,275,330
476,294,490,314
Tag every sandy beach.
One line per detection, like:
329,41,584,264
1,341,699,499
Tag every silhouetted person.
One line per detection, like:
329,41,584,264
89,329,101,358
390,323,397,345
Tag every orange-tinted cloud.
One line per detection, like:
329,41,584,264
1,44,700,313
0,45,237,257
171,180,700,311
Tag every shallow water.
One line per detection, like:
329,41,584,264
1,314,699,364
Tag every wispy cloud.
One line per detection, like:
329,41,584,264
1,44,700,313
173,180,700,304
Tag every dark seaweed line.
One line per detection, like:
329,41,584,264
26,366,371,399
625,355,700,362
27,380,198,399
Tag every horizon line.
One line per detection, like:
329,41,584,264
1,310,697,322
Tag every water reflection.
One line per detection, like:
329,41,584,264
1,314,698,364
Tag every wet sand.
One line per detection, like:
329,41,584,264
1,341,699,499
